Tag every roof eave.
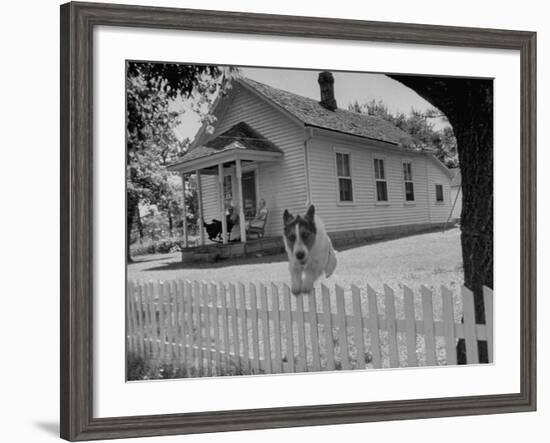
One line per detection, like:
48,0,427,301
166,149,283,174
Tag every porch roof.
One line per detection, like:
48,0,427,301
167,122,283,174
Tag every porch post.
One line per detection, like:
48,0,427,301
180,173,188,248
196,169,205,246
218,163,228,244
235,158,246,243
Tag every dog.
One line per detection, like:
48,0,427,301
202,216,235,242
282,205,337,295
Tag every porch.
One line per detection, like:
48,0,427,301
180,235,284,262
166,122,283,255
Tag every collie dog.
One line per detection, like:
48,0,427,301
283,205,337,295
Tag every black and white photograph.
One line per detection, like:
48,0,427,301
126,62,493,380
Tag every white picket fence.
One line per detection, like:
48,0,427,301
126,280,493,377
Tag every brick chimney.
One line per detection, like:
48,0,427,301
318,71,337,111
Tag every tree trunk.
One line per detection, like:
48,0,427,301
127,191,139,264
168,208,173,237
388,76,493,364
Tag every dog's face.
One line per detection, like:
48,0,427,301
283,205,317,265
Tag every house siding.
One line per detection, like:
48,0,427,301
306,134,453,233
198,84,307,237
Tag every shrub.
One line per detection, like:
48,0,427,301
130,237,182,256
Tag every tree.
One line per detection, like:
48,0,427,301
126,63,230,262
349,99,458,166
388,75,493,364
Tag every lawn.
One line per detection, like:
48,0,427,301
128,227,463,293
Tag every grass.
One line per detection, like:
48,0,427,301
127,228,465,378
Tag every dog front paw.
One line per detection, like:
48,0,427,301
291,283,302,295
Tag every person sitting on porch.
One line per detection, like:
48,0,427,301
246,199,269,238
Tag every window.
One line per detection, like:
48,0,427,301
374,158,388,202
435,184,444,202
223,175,233,201
403,162,415,201
336,152,353,202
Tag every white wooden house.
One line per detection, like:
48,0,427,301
168,72,454,254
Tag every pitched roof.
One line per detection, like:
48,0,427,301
238,77,413,146
177,121,283,163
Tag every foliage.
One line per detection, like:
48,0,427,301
126,62,238,261
349,99,458,167
130,237,184,256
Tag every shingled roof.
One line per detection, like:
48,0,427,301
175,121,283,163
239,77,413,146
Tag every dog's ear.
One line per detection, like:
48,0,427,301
305,204,315,221
283,209,294,225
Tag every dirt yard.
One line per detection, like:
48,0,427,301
128,227,463,293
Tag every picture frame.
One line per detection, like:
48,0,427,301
60,1,537,441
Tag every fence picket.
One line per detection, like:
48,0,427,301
384,284,399,368
421,286,437,366
126,281,135,354
229,284,240,371
167,281,176,362
295,294,307,372
462,286,479,364
282,285,295,373
483,287,494,363
321,285,335,371
137,282,146,357
220,284,231,371
335,285,350,370
127,280,492,377
147,281,159,359
210,283,221,375
202,282,212,376
308,288,321,372
351,285,366,369
250,283,260,373
238,283,250,373
271,283,283,373
366,285,382,368
403,285,417,367
441,285,457,366
259,284,272,374
193,281,204,375
176,280,186,370
184,281,195,372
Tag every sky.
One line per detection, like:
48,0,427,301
172,66,447,142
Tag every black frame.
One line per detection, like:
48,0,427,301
60,2,536,441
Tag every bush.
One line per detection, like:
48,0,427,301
130,237,182,256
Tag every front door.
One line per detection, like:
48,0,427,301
241,170,257,219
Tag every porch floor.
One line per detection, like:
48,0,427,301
182,236,284,262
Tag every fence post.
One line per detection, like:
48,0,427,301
229,283,240,371
483,286,494,363
211,282,221,375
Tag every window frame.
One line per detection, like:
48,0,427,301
333,148,355,205
435,183,445,203
402,160,415,203
373,156,389,204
